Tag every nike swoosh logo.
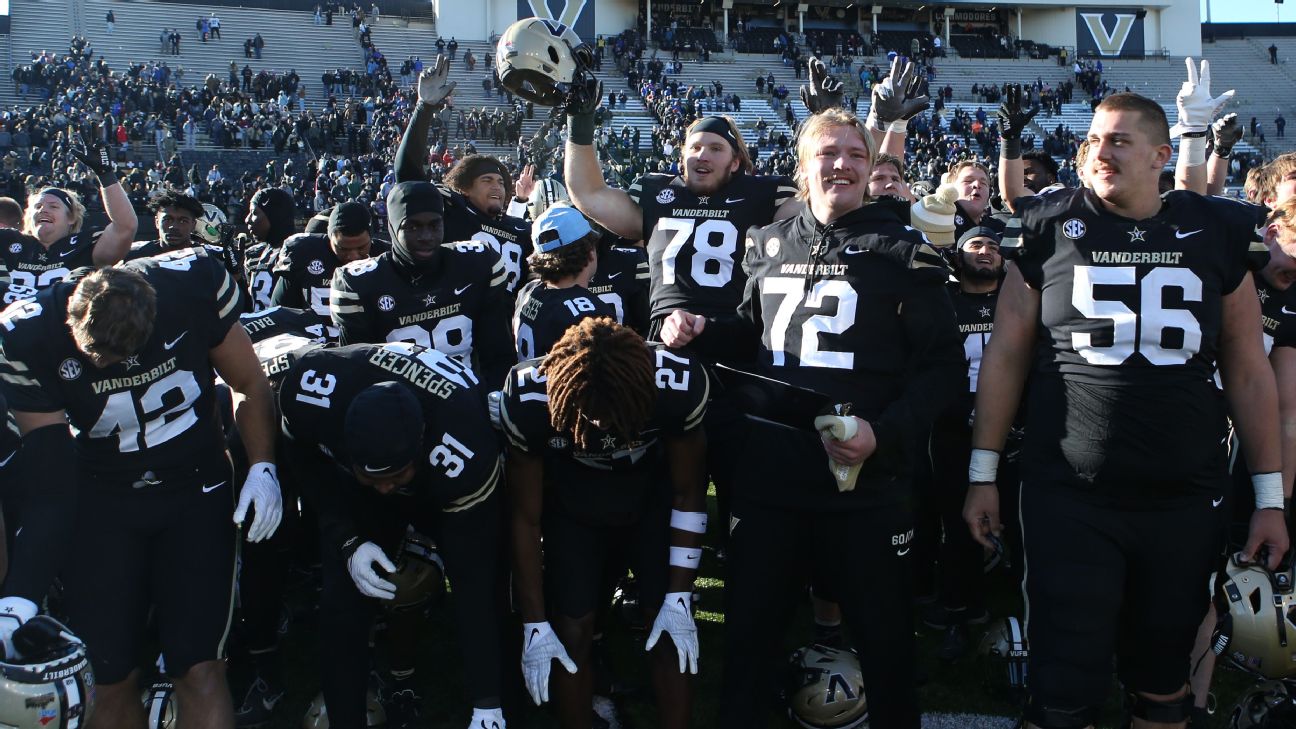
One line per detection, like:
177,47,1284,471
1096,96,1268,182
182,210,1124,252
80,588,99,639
454,284,472,295
0,452,14,468
1212,496,1224,508
1283,307,1296,316
725,197,745,204
58,249,76,258
527,628,540,646
163,331,188,350
844,245,866,255
363,465,389,473
1175,229,1202,239
607,272,622,279
202,480,227,493
896,547,910,556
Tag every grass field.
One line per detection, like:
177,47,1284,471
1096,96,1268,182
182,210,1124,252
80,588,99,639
254,489,1266,729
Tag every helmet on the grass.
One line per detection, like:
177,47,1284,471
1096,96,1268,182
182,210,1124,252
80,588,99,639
785,643,868,729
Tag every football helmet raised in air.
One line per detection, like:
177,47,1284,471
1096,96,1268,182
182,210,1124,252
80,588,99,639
528,177,570,221
0,616,95,728
1213,556,1296,679
301,690,386,728
386,528,446,613
495,17,594,106
142,680,177,729
1228,680,1296,728
785,643,868,729
979,616,1029,691
197,203,229,244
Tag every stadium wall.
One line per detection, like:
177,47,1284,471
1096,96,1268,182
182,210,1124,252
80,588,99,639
434,0,636,42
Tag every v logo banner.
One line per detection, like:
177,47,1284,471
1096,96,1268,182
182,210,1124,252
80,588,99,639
1076,10,1144,57
525,0,589,33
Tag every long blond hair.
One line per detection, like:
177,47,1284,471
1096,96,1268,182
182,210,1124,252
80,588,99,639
23,188,86,239
793,108,877,202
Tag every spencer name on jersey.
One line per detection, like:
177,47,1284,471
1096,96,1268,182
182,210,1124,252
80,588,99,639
239,306,329,385
587,244,651,334
512,281,617,361
272,232,391,337
440,185,532,294
0,247,243,479
329,241,509,360
278,342,499,512
629,172,797,321
1005,188,1268,494
0,227,100,291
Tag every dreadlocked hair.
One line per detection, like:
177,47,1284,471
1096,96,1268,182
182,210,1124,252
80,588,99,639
543,317,656,451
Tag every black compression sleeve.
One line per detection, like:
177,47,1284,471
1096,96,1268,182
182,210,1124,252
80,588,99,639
438,490,503,707
2,425,76,602
395,102,436,184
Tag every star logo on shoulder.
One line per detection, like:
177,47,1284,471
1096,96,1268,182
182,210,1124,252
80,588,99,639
423,294,437,307
1127,226,1146,243
36,252,47,262
123,355,141,370
1259,288,1270,304
697,196,709,205
601,434,617,450
979,306,992,318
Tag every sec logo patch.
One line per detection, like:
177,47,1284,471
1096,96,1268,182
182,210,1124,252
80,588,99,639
655,188,675,204
377,295,396,311
765,238,781,257
58,358,82,381
1062,218,1087,239
307,260,325,276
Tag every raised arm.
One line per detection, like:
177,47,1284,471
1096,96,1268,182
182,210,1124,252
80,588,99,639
564,79,643,240
395,56,455,183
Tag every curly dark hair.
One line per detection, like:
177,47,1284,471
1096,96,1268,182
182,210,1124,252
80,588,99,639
148,187,204,218
542,317,656,451
527,231,599,282
445,155,513,199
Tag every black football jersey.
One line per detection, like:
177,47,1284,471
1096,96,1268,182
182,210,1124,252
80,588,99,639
0,227,101,291
0,247,244,480
440,185,533,294
1004,187,1268,496
948,283,998,394
499,343,708,518
271,233,391,338
238,305,329,387
588,243,651,335
512,280,616,361
329,243,514,386
1255,273,1296,354
278,342,499,512
629,173,797,321
243,242,282,312
127,239,239,277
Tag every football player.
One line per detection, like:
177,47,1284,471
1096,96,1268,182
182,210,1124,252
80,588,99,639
663,108,965,729
243,186,298,312
0,247,282,729
512,205,615,361
330,181,514,389
396,56,532,294
126,188,238,274
0,139,137,292
944,160,1005,240
925,227,1017,660
271,201,388,340
963,92,1287,729
501,317,708,729
278,343,504,729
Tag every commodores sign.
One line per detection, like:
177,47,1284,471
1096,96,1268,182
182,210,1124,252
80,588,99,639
1075,8,1146,57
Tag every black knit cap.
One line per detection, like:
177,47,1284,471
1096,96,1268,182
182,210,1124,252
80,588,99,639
344,382,425,475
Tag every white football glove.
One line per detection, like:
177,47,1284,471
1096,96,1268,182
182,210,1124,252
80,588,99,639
0,596,36,660
1169,57,1234,138
520,621,576,705
468,707,505,729
487,390,503,430
645,592,699,674
234,462,283,542
347,542,397,600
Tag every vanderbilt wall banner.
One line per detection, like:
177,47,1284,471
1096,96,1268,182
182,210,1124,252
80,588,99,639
1075,8,1145,58
517,0,596,43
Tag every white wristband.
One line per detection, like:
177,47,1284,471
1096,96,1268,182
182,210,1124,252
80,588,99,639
1179,134,1208,167
886,118,909,134
1253,472,1285,510
669,546,702,569
670,510,708,534
969,448,1000,484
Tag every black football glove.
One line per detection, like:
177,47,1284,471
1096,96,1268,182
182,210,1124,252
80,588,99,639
997,84,1039,159
1212,112,1242,158
71,134,116,185
799,57,844,114
564,77,602,146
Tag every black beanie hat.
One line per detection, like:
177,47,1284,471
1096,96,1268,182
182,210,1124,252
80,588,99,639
250,187,296,246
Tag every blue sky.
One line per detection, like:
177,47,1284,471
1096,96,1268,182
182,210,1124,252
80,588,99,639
1202,0,1290,23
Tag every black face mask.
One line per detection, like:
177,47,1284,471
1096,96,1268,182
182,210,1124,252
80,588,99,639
385,181,444,275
